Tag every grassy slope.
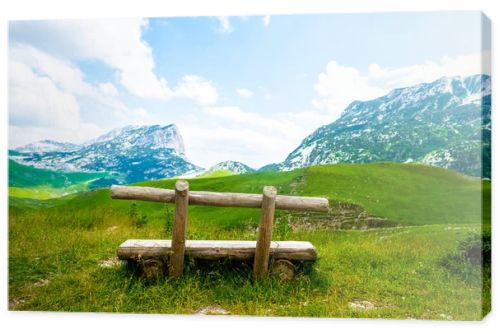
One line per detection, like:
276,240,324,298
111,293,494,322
198,170,235,178
139,162,485,227
9,159,109,199
8,163,490,318
300,163,484,226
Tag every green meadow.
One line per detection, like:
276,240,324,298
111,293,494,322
8,163,490,319
8,160,110,199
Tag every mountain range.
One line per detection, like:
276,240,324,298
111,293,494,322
279,74,491,178
10,124,200,183
9,74,491,184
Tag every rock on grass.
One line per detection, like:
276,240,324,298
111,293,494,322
194,305,230,315
348,300,376,310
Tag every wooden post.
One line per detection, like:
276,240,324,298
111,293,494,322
169,180,189,278
253,186,277,280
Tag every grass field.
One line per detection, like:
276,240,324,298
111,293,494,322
8,163,490,319
8,159,110,199
198,169,235,178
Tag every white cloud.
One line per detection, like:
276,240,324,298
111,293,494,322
177,106,319,168
178,124,281,168
313,52,488,120
9,124,103,149
8,57,104,147
313,61,385,120
366,52,488,88
216,16,233,33
204,106,253,124
10,43,92,96
202,107,331,145
98,82,119,96
22,19,172,99
8,44,154,147
174,75,218,105
9,59,81,128
262,15,271,27
10,20,219,103
236,88,254,98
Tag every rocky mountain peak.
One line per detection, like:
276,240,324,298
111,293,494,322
10,124,199,183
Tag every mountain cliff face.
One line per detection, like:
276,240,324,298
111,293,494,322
10,124,201,183
280,74,491,178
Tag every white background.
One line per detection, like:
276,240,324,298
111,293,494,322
0,0,498,333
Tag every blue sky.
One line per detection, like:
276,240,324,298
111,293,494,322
8,12,490,168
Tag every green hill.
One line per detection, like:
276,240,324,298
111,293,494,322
12,162,487,227
8,163,490,318
9,159,109,188
9,159,111,199
138,162,486,227
197,169,235,178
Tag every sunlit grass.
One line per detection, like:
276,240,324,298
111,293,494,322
8,163,490,318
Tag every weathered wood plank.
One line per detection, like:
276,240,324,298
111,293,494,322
117,240,317,261
169,180,189,278
253,186,276,279
110,185,329,212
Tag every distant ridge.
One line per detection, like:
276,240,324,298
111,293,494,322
207,161,255,175
10,124,201,183
16,140,81,153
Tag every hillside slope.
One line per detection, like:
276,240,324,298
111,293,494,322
9,159,113,199
9,159,109,188
12,163,486,228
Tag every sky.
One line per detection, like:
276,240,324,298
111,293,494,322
8,12,491,169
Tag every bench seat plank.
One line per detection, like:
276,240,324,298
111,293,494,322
117,239,317,261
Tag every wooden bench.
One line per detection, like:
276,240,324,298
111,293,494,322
111,181,329,280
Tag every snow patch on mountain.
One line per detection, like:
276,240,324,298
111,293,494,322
207,161,255,174
16,140,81,153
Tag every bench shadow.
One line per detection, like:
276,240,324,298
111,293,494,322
120,257,330,292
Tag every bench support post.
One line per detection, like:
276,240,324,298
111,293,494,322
169,180,189,278
253,186,277,279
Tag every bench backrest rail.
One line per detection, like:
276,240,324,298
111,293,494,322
111,185,329,212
